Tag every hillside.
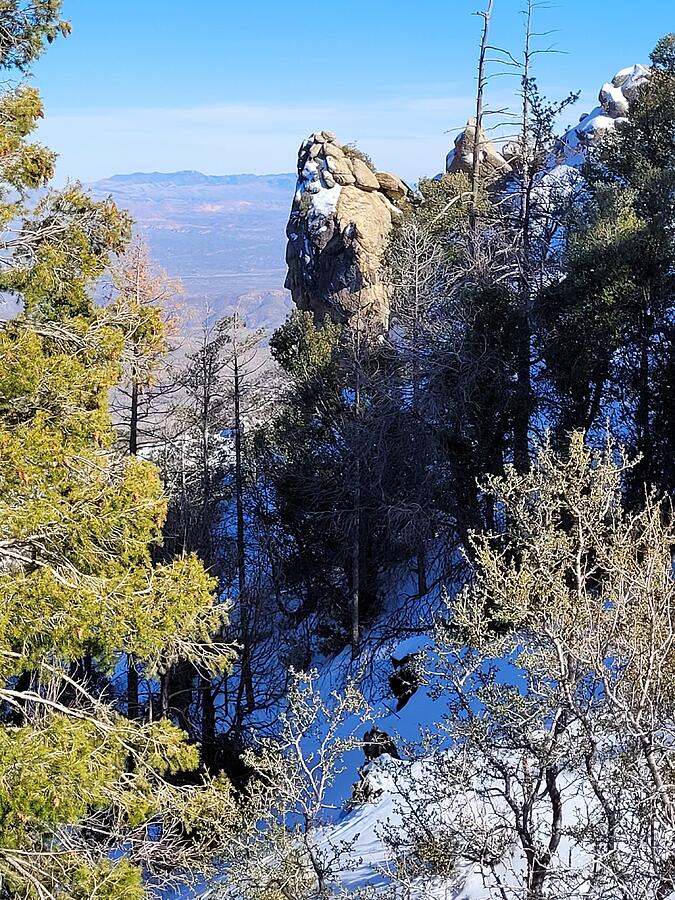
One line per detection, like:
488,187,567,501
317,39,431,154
3,1,675,896
88,170,296,329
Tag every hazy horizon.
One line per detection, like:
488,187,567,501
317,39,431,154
32,0,675,186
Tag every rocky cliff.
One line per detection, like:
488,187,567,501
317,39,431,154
284,65,649,330
445,118,511,177
284,131,411,326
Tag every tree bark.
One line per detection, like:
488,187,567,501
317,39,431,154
127,344,140,717
514,0,533,473
350,319,362,656
201,675,216,771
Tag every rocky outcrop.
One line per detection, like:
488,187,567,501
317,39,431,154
553,64,649,164
363,727,400,762
440,65,650,184
287,67,651,330
445,118,512,177
285,132,412,326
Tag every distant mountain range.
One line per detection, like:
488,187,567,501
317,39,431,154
88,170,298,331
100,171,297,190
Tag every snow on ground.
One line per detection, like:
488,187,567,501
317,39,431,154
173,63,664,900
316,735,675,899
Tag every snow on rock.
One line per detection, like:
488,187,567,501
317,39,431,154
439,65,648,194
599,83,629,118
554,63,648,166
612,63,650,100
526,62,649,215
285,131,413,327
445,118,511,178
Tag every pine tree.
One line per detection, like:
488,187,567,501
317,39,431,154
543,34,675,503
269,307,432,651
0,5,233,895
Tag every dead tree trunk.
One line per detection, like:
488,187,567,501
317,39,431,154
470,0,494,229
233,340,255,712
350,319,362,657
514,0,534,473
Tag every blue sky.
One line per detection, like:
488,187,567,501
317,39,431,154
31,0,674,184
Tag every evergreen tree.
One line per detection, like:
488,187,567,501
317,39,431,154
269,307,438,652
543,35,675,503
0,5,233,895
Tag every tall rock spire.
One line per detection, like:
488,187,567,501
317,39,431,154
284,131,412,327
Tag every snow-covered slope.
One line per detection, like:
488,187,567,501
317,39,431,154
184,64,663,900
532,63,649,206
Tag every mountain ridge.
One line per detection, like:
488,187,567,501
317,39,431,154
95,170,296,189
87,169,294,331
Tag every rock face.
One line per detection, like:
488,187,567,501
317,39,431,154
285,132,412,326
287,66,651,330
553,64,649,164
441,65,650,183
445,118,512,177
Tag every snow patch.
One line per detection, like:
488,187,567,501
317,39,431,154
310,182,342,219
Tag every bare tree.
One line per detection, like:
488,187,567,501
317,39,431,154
157,312,283,765
109,239,183,458
211,670,371,900
470,0,495,228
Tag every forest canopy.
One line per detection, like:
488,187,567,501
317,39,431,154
0,1,674,898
